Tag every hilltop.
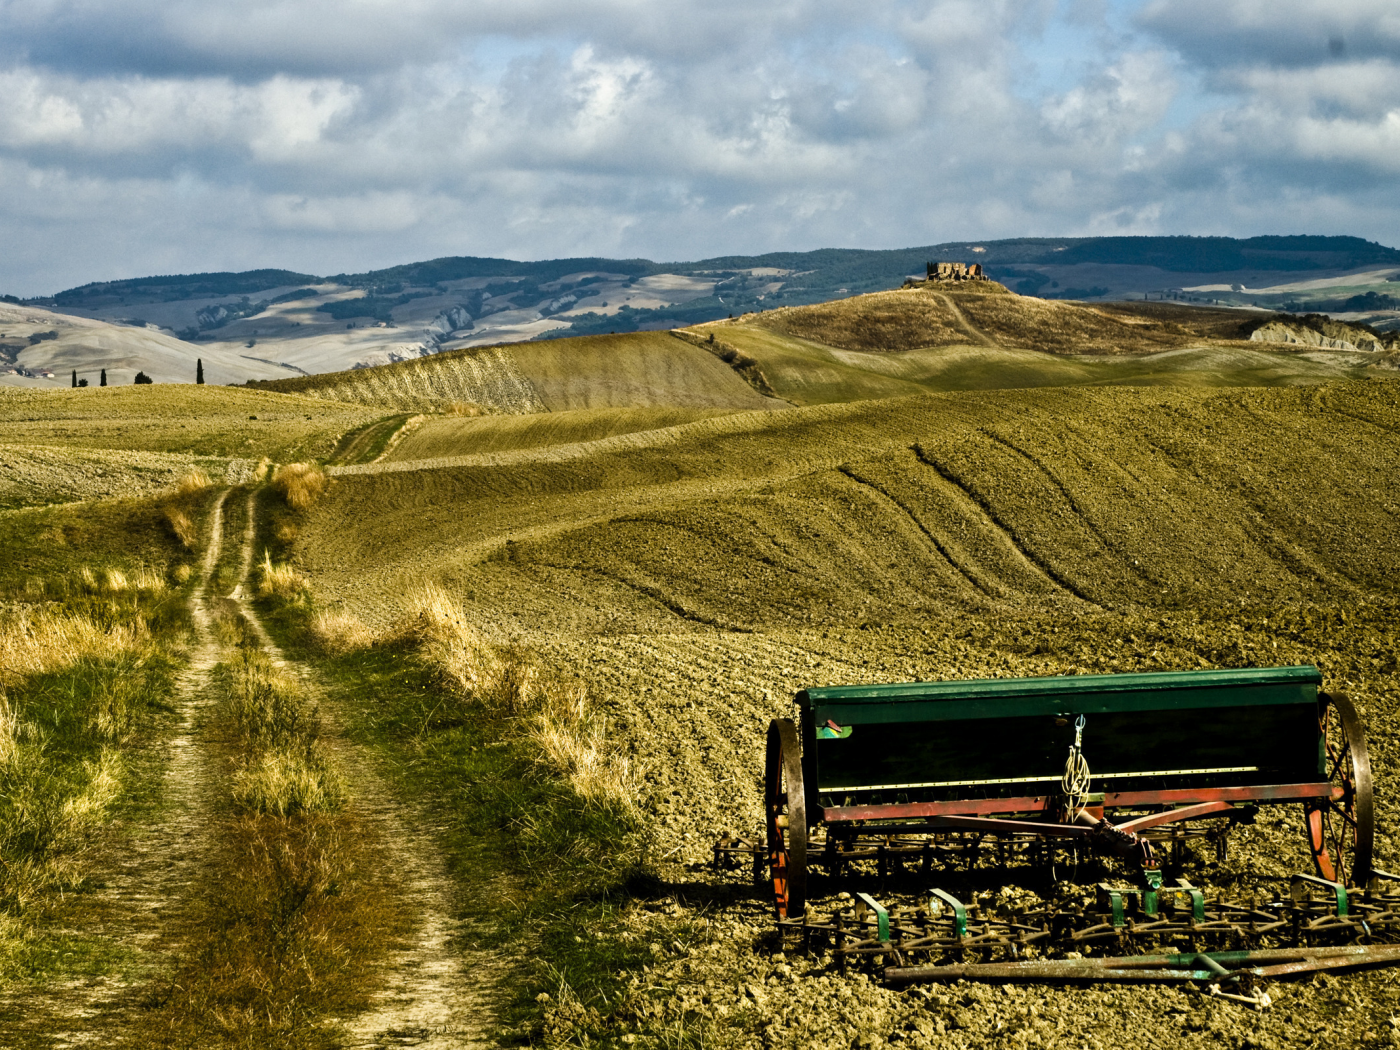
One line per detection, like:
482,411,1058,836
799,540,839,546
241,281,1394,420
6,236,1400,391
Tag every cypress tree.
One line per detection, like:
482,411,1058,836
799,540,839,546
71,369,77,388
196,358,204,385
100,368,107,386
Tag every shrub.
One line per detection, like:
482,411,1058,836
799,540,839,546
272,463,327,511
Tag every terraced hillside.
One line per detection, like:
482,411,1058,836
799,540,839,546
250,331,784,414
379,406,745,462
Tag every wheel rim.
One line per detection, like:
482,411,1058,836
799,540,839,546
1306,692,1374,887
765,719,808,920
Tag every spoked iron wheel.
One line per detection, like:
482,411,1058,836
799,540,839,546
1305,691,1374,887
765,719,808,920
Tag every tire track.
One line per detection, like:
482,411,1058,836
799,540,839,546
835,463,996,598
909,442,1098,606
977,427,1153,586
229,490,501,1048
5,492,232,1046
933,291,998,347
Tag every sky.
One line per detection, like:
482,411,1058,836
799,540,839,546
2,0,1398,295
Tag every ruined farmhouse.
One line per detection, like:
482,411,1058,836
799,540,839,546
927,261,987,280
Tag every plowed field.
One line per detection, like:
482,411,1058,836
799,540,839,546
298,377,1400,1048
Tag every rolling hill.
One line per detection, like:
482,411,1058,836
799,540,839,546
3,272,1398,1048
7,236,1399,391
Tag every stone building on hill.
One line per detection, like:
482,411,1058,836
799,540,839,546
927,261,987,281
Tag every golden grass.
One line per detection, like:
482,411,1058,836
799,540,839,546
751,288,972,351
232,746,344,817
308,609,375,655
272,462,327,511
399,582,500,697
173,468,213,497
529,681,636,809
0,605,149,688
382,406,741,463
398,582,635,809
0,384,379,459
163,506,196,548
258,550,309,600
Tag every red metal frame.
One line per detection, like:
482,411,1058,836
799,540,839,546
819,782,1342,829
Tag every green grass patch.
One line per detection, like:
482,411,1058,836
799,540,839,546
0,925,138,981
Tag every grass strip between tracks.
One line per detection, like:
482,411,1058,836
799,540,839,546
134,601,408,1049
249,474,688,1043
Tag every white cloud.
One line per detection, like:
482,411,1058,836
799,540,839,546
0,0,1398,294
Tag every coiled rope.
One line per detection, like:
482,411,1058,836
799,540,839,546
1062,714,1091,818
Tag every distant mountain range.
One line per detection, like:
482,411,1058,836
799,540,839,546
4,236,1398,390
21,234,1400,318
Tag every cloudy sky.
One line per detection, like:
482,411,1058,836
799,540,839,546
2,0,1398,294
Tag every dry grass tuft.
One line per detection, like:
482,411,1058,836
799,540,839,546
273,462,327,511
173,562,193,584
257,550,309,600
173,468,213,497
445,400,486,417
102,567,127,593
401,582,635,810
231,747,344,817
309,609,375,655
131,564,168,594
398,582,501,697
276,522,300,543
164,506,196,548
0,606,149,688
530,680,637,810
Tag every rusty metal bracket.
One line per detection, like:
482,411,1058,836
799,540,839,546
1291,872,1348,917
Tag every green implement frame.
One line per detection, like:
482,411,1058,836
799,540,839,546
762,665,1373,920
